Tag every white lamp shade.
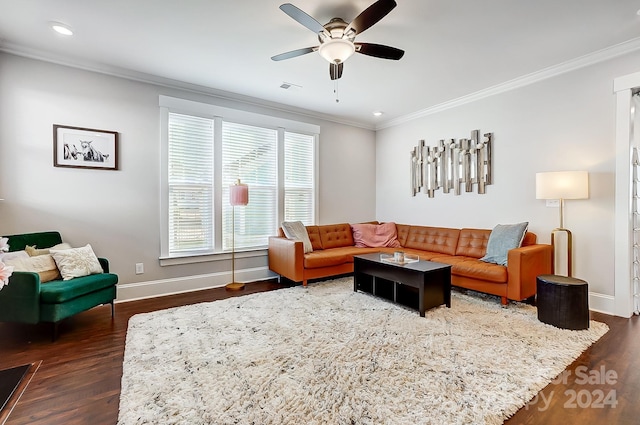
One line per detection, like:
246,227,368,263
229,180,249,206
318,38,355,64
536,171,589,200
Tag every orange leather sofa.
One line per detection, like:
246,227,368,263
268,222,553,305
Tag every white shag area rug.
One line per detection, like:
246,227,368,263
118,277,608,425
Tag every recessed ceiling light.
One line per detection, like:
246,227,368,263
373,111,383,117
50,22,74,36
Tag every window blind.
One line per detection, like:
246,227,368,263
284,131,315,225
168,113,214,253
222,121,277,250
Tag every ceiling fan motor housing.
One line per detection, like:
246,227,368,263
318,18,356,42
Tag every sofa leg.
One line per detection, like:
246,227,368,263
303,279,307,287
501,296,508,306
111,301,115,318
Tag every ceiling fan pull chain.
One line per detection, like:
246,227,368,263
334,79,339,103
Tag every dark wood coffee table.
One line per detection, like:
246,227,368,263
353,253,451,317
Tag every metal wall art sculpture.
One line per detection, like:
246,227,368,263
410,130,493,197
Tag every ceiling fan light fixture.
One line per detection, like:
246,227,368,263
318,38,355,64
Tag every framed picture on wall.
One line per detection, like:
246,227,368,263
53,124,119,170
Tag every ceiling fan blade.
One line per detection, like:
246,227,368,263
345,0,397,36
329,63,344,80
355,42,404,60
271,46,318,61
280,3,330,37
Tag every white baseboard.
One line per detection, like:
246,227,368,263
589,291,615,316
115,266,278,302
116,274,619,317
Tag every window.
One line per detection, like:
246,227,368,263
160,96,318,260
168,113,214,254
285,132,315,224
221,121,277,251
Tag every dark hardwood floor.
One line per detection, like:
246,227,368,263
0,280,638,425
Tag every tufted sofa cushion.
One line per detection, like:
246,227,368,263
319,223,354,249
456,228,491,258
395,224,411,247
403,226,460,256
305,226,324,251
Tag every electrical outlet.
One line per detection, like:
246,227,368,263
135,263,144,274
546,199,560,208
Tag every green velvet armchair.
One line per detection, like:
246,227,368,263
0,231,118,340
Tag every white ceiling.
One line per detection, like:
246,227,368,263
1,0,640,129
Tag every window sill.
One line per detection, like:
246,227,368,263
159,248,267,266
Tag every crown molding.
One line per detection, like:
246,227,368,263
0,43,375,131
3,36,640,133
376,37,640,130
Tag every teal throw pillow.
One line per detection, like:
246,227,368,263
480,222,529,266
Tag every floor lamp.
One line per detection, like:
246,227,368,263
226,179,249,291
536,171,589,277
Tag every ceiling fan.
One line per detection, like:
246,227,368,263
271,0,404,81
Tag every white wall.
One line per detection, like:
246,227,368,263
4,49,637,312
376,50,640,314
0,53,376,299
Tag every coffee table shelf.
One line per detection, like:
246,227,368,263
353,253,451,317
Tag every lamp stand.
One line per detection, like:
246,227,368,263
225,204,245,291
551,198,573,277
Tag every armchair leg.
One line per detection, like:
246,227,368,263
111,301,115,318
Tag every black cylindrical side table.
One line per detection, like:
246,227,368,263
536,274,589,330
